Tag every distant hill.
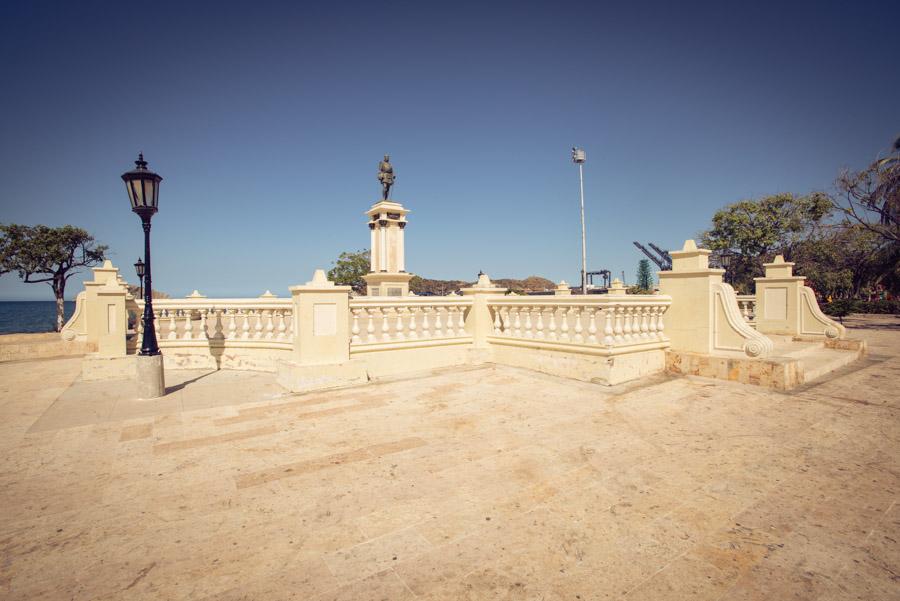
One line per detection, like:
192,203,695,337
126,285,170,299
409,275,556,295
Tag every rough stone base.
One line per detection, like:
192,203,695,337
823,337,867,353
666,350,803,390
275,359,369,393
82,353,137,381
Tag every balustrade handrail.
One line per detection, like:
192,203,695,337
129,297,294,349
350,296,472,308
349,297,472,347
487,293,671,306
486,295,671,350
134,297,292,309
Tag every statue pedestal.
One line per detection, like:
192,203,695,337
365,199,411,296
363,272,413,297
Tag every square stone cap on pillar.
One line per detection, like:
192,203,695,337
289,269,352,293
607,278,627,296
89,259,120,285
762,255,796,278
668,239,712,271
366,200,409,218
461,272,507,295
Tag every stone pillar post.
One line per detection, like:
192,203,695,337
554,281,572,296
752,255,805,336
461,273,507,348
657,240,723,354
96,279,128,357
275,270,367,392
83,260,127,353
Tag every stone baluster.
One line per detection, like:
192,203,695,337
264,310,274,340
572,307,582,343
407,307,418,339
379,307,390,341
351,309,361,344
547,307,557,341
183,309,193,340
167,309,177,340
639,306,650,339
197,309,208,340
603,309,614,345
212,309,223,340
587,308,598,344
394,308,405,340
365,308,376,342
285,311,294,339
457,307,465,333
493,307,502,335
227,309,237,340
614,307,625,343
253,310,264,340
240,310,250,340
648,307,659,339
657,306,667,340
434,307,443,337
524,307,534,339
623,307,634,342
275,311,286,341
421,307,431,339
512,307,522,337
446,307,457,337
560,308,571,342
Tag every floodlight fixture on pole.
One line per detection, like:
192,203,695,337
572,147,587,294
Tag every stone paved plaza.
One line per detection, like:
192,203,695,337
1,315,898,600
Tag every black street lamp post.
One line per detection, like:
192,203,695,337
720,253,733,285
134,258,145,298
122,153,162,356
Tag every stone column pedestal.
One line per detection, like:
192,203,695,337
276,270,368,392
461,273,507,348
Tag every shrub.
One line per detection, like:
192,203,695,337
823,299,900,316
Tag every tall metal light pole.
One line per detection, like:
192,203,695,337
572,147,587,294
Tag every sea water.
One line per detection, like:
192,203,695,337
0,301,75,334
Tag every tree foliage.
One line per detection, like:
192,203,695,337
834,136,900,243
699,192,832,292
0,224,108,331
635,259,654,291
327,249,370,293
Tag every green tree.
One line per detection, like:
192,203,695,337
699,192,832,292
0,224,108,331
636,259,654,291
835,135,900,244
327,249,370,293
792,225,897,299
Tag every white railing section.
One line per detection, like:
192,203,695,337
735,295,756,325
349,297,473,348
487,295,671,352
130,298,294,350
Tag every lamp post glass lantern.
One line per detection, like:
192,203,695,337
133,258,145,298
122,153,162,356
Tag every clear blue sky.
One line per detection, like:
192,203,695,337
1,0,897,300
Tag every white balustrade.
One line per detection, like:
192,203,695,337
134,298,293,349
349,298,473,346
487,296,671,350
736,295,756,323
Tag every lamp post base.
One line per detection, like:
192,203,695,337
135,354,166,399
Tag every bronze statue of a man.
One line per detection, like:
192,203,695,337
377,154,395,200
